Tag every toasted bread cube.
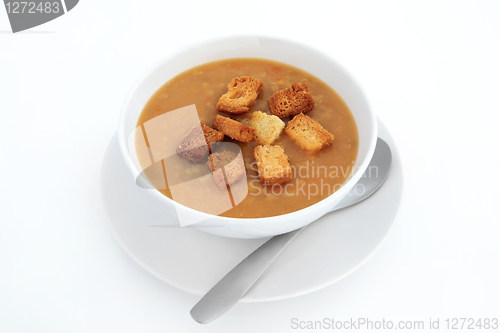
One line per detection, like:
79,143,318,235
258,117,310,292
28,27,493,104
202,123,225,144
249,111,285,145
285,113,334,153
206,151,246,190
212,114,254,143
268,82,314,118
216,76,264,114
176,122,224,163
254,145,292,185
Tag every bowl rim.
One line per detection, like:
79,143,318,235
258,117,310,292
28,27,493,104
118,34,377,227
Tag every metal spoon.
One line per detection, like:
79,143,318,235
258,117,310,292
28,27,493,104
191,137,392,324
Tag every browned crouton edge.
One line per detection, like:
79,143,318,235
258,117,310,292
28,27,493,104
254,145,292,185
212,115,254,143
216,76,264,114
268,82,314,118
285,113,334,153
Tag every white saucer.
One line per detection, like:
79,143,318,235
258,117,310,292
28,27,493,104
101,119,403,302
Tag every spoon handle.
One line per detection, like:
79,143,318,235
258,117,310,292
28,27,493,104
190,138,391,324
190,226,306,324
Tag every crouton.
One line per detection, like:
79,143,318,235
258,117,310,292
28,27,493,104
202,122,225,144
206,151,246,190
254,145,292,185
249,111,285,145
285,113,334,153
176,122,224,163
216,76,264,114
268,82,314,118
212,114,254,143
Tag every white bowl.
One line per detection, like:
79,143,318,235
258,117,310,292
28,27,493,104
118,35,377,239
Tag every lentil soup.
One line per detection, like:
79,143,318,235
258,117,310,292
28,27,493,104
136,58,358,218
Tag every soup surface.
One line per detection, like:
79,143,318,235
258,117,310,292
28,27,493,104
136,58,358,218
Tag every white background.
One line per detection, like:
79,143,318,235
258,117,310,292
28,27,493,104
1,1,499,332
